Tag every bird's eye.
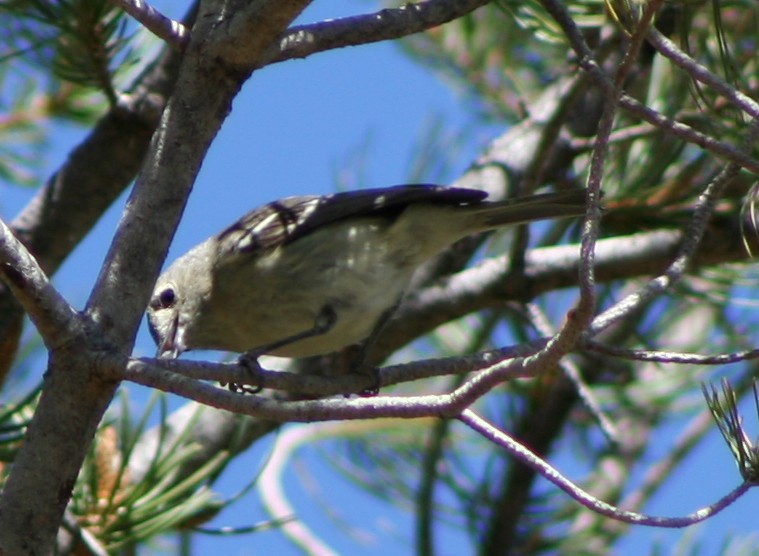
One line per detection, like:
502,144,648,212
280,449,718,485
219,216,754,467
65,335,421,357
153,287,176,310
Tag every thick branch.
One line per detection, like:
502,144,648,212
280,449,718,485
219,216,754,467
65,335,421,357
0,2,313,553
86,0,312,346
0,17,186,382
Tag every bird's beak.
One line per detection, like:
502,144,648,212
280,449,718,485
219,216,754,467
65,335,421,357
157,314,184,359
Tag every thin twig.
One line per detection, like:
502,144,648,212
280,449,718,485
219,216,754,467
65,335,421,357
527,304,619,445
570,123,657,151
126,340,544,397
459,409,751,526
589,119,759,335
585,339,759,365
110,0,189,49
540,0,759,173
618,93,759,173
122,352,547,423
647,28,759,121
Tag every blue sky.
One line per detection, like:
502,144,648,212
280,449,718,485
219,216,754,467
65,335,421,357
2,1,759,554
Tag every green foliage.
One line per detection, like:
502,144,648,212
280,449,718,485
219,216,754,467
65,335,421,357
69,391,231,551
400,1,605,121
0,0,145,187
0,386,37,463
0,0,133,104
703,379,759,483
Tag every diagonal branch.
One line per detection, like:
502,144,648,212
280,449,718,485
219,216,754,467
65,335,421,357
0,9,189,382
86,0,313,345
0,2,313,553
589,131,757,336
262,0,492,67
541,0,759,174
0,216,79,350
459,409,751,527
110,0,189,50
647,28,759,121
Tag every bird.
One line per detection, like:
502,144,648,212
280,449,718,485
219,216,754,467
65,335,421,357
147,184,586,383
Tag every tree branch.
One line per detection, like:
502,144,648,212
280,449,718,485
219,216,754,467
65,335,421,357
263,0,492,67
0,13,188,381
540,0,759,174
459,409,751,527
110,0,189,50
647,28,759,121
121,352,546,422
0,217,79,350
0,1,313,553
124,339,542,398
588,126,758,336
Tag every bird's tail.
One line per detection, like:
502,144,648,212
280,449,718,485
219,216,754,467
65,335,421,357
393,188,589,264
459,189,588,232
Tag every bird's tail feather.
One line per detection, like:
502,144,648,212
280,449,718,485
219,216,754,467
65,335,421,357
466,189,588,230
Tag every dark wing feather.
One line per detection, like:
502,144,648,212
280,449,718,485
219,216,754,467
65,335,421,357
216,185,488,256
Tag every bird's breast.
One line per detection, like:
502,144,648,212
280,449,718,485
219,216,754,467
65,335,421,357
186,218,418,357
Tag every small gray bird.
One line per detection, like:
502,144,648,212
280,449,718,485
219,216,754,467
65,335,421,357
147,185,586,366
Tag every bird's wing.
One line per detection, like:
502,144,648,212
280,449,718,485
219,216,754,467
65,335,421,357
216,184,488,256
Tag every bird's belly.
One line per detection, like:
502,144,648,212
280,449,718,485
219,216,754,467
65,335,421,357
233,265,407,357
194,220,417,357
268,279,401,357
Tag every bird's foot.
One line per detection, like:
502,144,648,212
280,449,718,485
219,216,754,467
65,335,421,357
350,360,381,397
223,350,266,394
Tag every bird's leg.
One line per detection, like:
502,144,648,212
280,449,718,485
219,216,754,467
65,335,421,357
230,305,339,394
349,299,402,396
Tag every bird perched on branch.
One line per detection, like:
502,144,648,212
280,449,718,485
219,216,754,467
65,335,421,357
147,185,586,388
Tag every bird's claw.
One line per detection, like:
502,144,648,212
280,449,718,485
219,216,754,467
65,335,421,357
223,350,265,394
351,361,381,397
